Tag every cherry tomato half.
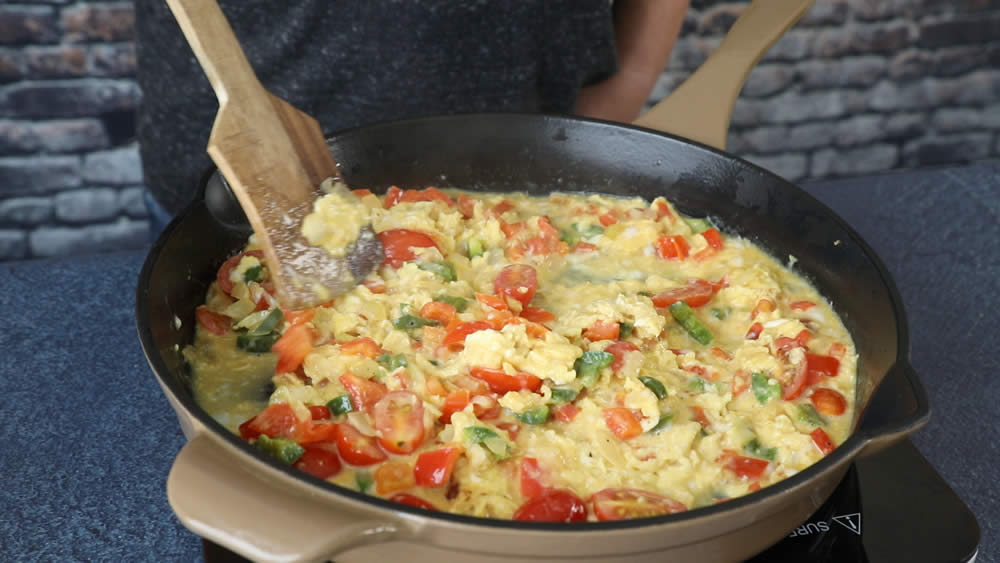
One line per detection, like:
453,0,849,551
651,279,715,308
469,367,542,394
293,444,342,480
414,446,463,487
272,323,314,374
811,388,847,415
390,493,439,511
591,488,687,521
372,391,425,455
513,489,587,522
603,408,642,440
340,373,388,414
238,403,299,441
195,306,231,336
494,264,538,306
332,422,388,466
377,229,438,268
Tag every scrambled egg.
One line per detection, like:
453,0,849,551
186,186,858,523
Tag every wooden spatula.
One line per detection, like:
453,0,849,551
166,0,382,310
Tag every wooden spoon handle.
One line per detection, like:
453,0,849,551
165,0,264,104
634,0,813,150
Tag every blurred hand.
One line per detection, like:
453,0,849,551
575,69,652,123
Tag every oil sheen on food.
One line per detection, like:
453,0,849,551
185,186,857,522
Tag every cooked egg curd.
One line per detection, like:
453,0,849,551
185,186,857,522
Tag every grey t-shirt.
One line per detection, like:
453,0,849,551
135,0,617,214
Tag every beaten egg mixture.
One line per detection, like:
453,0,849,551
185,185,857,522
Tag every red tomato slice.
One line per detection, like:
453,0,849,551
441,321,492,349
195,306,231,336
790,300,816,311
308,405,331,420
469,367,542,394
591,488,687,521
811,388,847,415
374,461,416,495
751,298,776,319
806,353,841,378
456,194,477,218
520,306,556,323
745,322,764,341
603,408,642,440
654,200,674,220
340,373,388,414
372,391,425,454
651,279,715,308
470,393,501,419
239,403,299,441
398,187,454,206
583,320,620,341
605,341,640,372
656,235,690,260
351,188,373,198
384,186,403,208
782,359,810,401
732,370,749,396
340,337,383,359
389,493,439,511
520,457,546,500
377,229,438,268
414,446,463,487
573,241,599,253
361,278,387,294
272,324,314,374
552,403,581,423
497,422,521,440
439,389,471,424
293,444,342,479
599,212,618,226
513,489,587,522
419,301,457,326
701,228,724,250
283,308,315,326
828,342,847,359
719,451,769,480
332,422,388,466
453,374,491,395
216,250,265,295
690,405,712,428
811,428,836,455
494,264,538,306
491,200,517,216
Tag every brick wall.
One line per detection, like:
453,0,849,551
0,0,998,262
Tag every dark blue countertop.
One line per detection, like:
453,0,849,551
1,161,996,562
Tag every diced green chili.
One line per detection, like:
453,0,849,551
254,435,304,465
376,353,408,371
393,314,438,331
689,377,706,393
417,261,457,282
751,372,781,404
252,308,283,335
619,321,634,340
648,412,675,434
327,394,354,415
236,331,280,353
744,438,777,461
515,406,551,425
799,404,826,427
574,350,615,387
683,216,713,234
561,223,604,245
668,302,713,345
711,307,729,320
467,238,484,258
464,426,510,458
243,265,263,283
639,376,668,399
433,294,469,313
355,471,374,494
549,386,580,404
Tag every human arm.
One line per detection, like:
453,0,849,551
574,0,689,123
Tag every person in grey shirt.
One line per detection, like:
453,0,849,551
134,0,688,228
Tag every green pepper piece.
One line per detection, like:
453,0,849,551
639,376,668,399
417,261,457,281
683,216,713,234
578,223,605,238
744,438,777,461
515,406,550,425
327,394,354,415
251,308,283,336
689,377,706,393
236,331,280,353
668,301,713,345
560,228,580,245
619,321,634,340
751,373,781,404
549,386,580,404
464,426,511,459
355,471,374,494
711,307,729,320
255,435,304,465
467,238,484,258
574,350,615,387
376,353,408,371
433,294,469,313
648,412,675,434
799,404,826,427
243,264,263,283
393,314,438,331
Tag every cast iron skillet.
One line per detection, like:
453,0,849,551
137,2,929,561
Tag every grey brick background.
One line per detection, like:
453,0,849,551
1,0,998,262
